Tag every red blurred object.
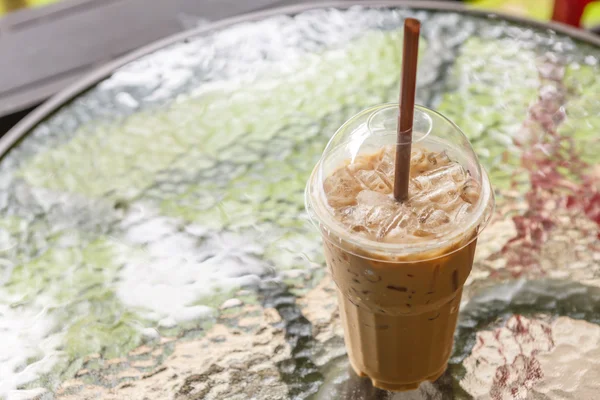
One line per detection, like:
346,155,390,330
552,0,594,27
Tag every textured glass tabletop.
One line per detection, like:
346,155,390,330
1,3,599,400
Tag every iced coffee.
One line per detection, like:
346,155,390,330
306,104,493,391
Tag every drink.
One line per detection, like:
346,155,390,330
306,104,494,391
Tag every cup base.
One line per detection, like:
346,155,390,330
350,359,447,392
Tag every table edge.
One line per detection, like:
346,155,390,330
1,0,599,159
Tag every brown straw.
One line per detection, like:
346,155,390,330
393,18,421,202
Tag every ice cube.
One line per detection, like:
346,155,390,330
414,206,450,234
347,154,377,173
427,151,451,167
357,191,398,227
377,213,402,239
337,206,368,233
426,151,438,166
422,209,451,229
323,167,362,207
436,195,465,213
366,205,397,228
460,178,480,204
352,191,402,238
354,169,391,193
413,163,467,190
356,190,393,206
340,191,381,234
410,148,430,175
453,203,474,222
417,205,436,223
410,179,460,206
381,207,419,241
408,178,424,194
335,206,354,224
376,147,396,177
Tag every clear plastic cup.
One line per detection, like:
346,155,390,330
305,104,494,391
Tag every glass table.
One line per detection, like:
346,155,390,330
0,2,599,399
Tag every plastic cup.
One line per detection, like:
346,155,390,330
305,104,494,391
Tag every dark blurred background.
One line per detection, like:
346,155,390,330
1,0,599,136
